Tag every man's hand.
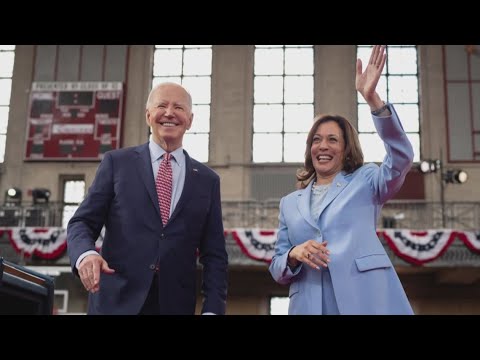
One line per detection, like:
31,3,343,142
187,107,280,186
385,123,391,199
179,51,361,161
78,254,115,293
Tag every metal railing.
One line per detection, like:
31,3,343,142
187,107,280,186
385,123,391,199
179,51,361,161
1,200,479,268
1,200,480,230
222,200,480,230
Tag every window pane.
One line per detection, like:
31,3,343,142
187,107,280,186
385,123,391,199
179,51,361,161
357,46,419,164
253,104,283,132
62,205,79,229
183,48,212,75
357,76,387,103
388,76,418,103
358,104,419,133
357,46,386,75
394,104,419,132
360,132,419,163
285,47,313,75
0,79,12,106
0,106,9,133
253,134,282,162
284,133,308,162
359,134,386,163
254,48,284,75
182,76,211,104
184,45,211,48
358,104,376,132
0,134,5,162
183,133,209,163
284,76,313,103
152,45,212,163
64,180,85,203
190,104,210,132
153,49,183,76
284,104,314,132
256,45,283,48
152,76,181,87
406,133,420,162
254,76,283,103
253,45,314,163
388,47,417,74
155,45,183,49
0,51,15,77
0,46,14,164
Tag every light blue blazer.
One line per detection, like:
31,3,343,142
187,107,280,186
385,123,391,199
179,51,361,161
269,104,414,315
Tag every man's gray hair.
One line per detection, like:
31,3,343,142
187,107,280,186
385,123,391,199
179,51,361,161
146,82,193,110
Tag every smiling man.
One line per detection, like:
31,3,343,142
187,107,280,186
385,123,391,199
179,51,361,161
67,82,228,315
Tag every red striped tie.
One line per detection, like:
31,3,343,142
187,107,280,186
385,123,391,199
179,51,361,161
156,153,173,226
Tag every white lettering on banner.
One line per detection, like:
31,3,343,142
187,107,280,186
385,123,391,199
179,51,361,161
32,82,123,91
52,124,94,134
96,91,121,99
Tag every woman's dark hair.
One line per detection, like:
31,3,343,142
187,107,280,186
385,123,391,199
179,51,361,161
296,114,364,189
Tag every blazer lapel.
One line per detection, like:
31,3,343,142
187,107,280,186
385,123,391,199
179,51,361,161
296,182,320,230
168,150,195,224
315,172,350,219
135,143,161,217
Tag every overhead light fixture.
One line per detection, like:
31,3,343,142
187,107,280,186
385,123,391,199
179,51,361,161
419,154,468,228
444,170,468,184
418,159,439,174
4,187,22,205
31,188,51,204
419,159,468,184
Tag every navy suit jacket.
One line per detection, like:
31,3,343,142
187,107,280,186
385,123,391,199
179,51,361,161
67,143,228,315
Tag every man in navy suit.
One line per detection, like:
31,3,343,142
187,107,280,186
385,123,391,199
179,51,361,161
67,82,228,315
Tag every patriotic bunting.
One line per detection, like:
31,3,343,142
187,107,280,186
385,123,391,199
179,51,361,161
230,228,480,265
0,227,67,260
1,227,480,264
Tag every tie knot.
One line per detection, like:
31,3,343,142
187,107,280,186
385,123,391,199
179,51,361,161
163,153,171,162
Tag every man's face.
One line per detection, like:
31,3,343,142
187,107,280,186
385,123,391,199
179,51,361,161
146,84,193,150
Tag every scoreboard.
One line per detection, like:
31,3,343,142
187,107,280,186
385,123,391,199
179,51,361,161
25,82,124,161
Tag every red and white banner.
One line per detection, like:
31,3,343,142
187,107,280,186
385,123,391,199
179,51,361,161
0,227,67,260
451,230,480,253
230,228,277,263
1,227,479,264
229,228,480,265
381,229,457,265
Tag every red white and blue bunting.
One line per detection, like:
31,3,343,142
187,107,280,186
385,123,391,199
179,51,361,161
230,228,480,265
0,227,104,260
1,227,480,264
381,230,456,265
0,227,67,260
230,228,277,262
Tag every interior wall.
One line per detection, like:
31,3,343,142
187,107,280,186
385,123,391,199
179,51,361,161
1,45,480,315
2,45,479,203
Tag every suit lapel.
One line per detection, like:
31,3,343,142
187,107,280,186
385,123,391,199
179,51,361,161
168,150,195,224
315,172,350,219
297,182,319,230
135,143,161,217
296,172,352,229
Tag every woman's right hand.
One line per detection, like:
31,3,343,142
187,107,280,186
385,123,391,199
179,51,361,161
355,44,386,109
288,240,330,270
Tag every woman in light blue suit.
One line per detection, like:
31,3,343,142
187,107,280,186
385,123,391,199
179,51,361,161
269,45,414,315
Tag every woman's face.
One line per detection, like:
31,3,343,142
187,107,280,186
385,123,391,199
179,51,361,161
310,120,345,182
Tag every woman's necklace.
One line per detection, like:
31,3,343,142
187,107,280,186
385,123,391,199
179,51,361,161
311,181,330,196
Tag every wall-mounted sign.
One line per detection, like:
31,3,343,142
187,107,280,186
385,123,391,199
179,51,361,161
25,82,123,161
